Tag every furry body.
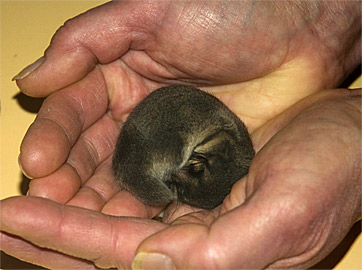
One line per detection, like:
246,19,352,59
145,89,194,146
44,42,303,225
112,85,254,209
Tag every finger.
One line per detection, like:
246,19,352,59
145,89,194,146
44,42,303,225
1,196,168,269
28,163,81,203
1,232,97,269
162,201,211,224
64,130,164,216
66,113,120,183
60,113,121,209
14,1,164,96
28,110,119,203
101,191,163,219
19,68,108,178
134,171,333,269
66,156,119,211
134,190,291,269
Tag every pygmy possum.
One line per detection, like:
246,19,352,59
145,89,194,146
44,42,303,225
112,85,255,209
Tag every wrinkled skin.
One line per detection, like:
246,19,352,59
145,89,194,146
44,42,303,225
1,1,361,269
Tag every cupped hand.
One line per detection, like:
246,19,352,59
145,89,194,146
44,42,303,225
2,89,361,269
2,0,361,269
138,88,361,269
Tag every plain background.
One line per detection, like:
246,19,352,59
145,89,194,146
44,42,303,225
1,1,361,269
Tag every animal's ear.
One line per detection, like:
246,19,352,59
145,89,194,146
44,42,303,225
193,131,234,160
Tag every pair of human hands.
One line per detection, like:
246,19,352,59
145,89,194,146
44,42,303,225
1,1,361,269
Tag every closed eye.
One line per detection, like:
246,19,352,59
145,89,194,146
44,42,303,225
187,152,208,177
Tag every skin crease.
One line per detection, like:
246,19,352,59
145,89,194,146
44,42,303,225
1,0,361,269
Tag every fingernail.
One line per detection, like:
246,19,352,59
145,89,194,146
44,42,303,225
12,57,44,81
18,154,33,180
132,252,175,270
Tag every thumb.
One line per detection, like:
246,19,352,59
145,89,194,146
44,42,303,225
132,224,212,269
13,1,164,97
132,201,283,269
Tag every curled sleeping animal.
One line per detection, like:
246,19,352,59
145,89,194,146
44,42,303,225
112,85,254,209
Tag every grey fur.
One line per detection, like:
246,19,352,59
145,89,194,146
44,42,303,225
112,85,254,209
